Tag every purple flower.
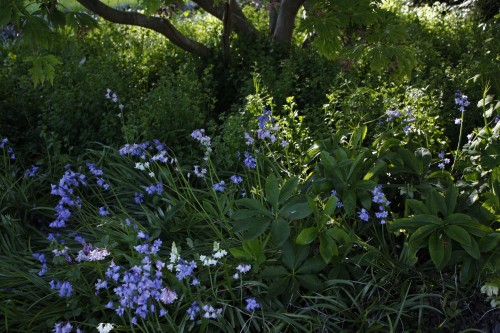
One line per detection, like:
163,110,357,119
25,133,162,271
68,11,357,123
245,298,260,311
244,132,254,145
438,150,445,159
86,163,104,176
99,206,109,216
358,209,369,222
230,175,243,184
160,287,177,304
243,152,257,169
187,302,200,320
53,322,73,333
213,180,226,192
175,259,197,281
455,91,470,112
385,109,401,122
25,165,39,177
438,163,445,170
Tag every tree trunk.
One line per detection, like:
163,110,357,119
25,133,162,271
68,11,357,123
271,0,305,45
76,0,211,58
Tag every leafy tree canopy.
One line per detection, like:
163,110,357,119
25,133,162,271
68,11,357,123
2,0,418,84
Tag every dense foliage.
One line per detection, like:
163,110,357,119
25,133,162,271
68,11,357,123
1,0,499,332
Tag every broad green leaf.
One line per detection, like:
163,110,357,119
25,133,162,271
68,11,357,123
323,195,338,216
428,232,445,269
444,225,471,247
460,257,474,284
232,216,270,234
279,176,299,204
363,160,387,180
445,184,458,215
327,227,351,244
296,256,327,274
426,189,447,216
231,209,262,220
406,199,430,215
462,237,481,260
271,218,290,246
265,174,280,212
409,224,440,243
342,189,356,216
260,265,289,279
236,198,273,217
296,274,323,291
389,214,442,232
350,126,367,149
296,227,319,245
478,233,500,253
268,276,291,297
282,241,309,270
280,196,313,220
228,248,253,260
26,55,62,86
346,150,366,182
415,147,432,174
319,233,338,263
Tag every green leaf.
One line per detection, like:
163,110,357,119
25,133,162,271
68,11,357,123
445,184,458,215
296,256,327,274
271,218,290,246
323,195,338,216
296,227,319,245
26,55,62,86
236,198,273,217
279,196,313,220
415,147,432,174
319,233,339,263
444,225,471,247
229,248,253,261
478,233,500,253
279,176,299,204
327,227,351,244
260,265,289,279
265,174,280,212
462,237,481,260
406,199,431,214
363,160,387,180
350,125,368,149
428,232,445,269
409,224,440,243
389,214,442,232
426,189,447,216
342,189,356,216
282,241,309,270
296,274,323,291
232,216,271,240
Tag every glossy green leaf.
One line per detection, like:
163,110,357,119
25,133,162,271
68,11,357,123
428,232,445,269
296,227,319,245
280,197,313,220
279,176,299,204
319,233,338,263
265,174,280,211
444,225,471,247
272,218,290,246
426,189,447,216
236,198,273,217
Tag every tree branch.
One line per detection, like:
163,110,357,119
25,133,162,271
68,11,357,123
194,0,258,39
76,0,211,58
272,0,305,45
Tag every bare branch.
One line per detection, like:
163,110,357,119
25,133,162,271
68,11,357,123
76,0,211,58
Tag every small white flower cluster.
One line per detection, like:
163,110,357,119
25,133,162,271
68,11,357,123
167,242,180,271
76,247,110,262
481,281,500,308
200,242,228,267
233,264,251,279
135,162,155,178
97,323,114,333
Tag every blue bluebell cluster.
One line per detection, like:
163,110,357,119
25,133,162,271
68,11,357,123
86,163,110,190
213,180,226,192
24,165,39,177
384,108,415,135
372,185,390,224
243,151,257,169
330,190,343,209
455,91,470,112
437,150,451,170
245,297,261,311
52,322,74,333
50,280,73,298
32,253,48,276
0,137,15,159
50,169,87,228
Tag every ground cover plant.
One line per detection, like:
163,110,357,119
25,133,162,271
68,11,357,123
1,0,500,332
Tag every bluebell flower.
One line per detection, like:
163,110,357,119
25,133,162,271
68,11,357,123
213,180,226,192
134,192,144,204
175,259,197,281
243,152,257,169
24,165,39,177
358,209,369,222
230,175,243,184
455,91,470,112
245,298,260,311
86,163,104,176
187,302,200,320
385,109,401,122
0,138,8,148
53,322,73,333
244,132,254,145
99,207,109,216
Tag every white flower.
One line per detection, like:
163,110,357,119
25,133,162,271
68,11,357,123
481,283,499,297
160,287,177,304
97,323,114,333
